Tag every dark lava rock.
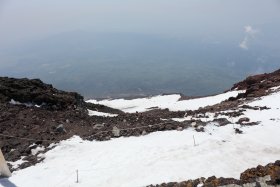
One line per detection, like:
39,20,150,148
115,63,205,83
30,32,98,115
0,77,84,110
237,117,250,124
148,160,280,187
212,118,231,126
55,124,66,133
195,127,205,132
259,106,271,110
241,105,259,110
231,69,280,99
240,161,280,185
235,128,243,134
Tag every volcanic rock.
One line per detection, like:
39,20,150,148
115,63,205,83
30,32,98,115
0,77,84,110
55,124,66,133
213,118,231,126
112,126,121,137
148,161,280,187
238,117,250,124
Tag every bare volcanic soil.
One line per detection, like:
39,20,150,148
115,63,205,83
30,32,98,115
1,68,280,172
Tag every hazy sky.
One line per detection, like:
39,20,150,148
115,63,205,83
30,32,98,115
1,0,280,97
1,0,280,48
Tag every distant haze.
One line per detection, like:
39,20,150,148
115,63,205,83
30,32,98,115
0,0,280,98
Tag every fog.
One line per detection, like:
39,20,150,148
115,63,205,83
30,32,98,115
0,0,280,98
1,0,280,48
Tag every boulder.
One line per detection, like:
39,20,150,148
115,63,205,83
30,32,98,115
56,124,66,133
238,117,250,124
142,130,147,135
112,126,120,137
93,124,105,129
235,128,243,134
177,127,183,131
213,118,231,126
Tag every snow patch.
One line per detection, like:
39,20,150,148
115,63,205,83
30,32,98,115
268,85,280,92
87,109,118,117
7,156,27,170
31,146,45,156
9,99,42,107
87,90,244,113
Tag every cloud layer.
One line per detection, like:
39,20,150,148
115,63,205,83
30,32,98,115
239,25,259,50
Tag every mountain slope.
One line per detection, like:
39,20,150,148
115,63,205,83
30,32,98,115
0,69,280,186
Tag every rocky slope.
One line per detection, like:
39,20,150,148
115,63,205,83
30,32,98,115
232,69,280,97
0,77,84,110
148,161,280,187
0,77,185,170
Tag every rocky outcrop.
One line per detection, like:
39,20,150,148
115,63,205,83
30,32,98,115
240,160,280,185
0,77,191,171
0,77,84,110
232,69,280,99
148,161,280,187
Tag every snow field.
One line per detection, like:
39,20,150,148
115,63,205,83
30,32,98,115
1,91,280,187
87,90,244,113
3,122,280,187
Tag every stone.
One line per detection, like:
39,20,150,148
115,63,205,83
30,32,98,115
238,117,250,124
93,124,104,129
142,130,147,135
235,128,243,134
56,124,66,133
213,118,231,126
260,106,270,110
112,126,120,137
195,127,205,132
177,127,183,131
191,122,196,127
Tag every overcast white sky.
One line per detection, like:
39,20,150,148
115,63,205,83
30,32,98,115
0,0,280,48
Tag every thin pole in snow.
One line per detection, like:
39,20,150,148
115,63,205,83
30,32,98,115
76,169,79,183
193,135,196,146
230,115,235,129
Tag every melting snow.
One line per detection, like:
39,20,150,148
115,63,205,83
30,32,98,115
9,99,41,108
7,157,27,170
87,109,118,117
268,85,280,92
31,146,45,156
87,90,244,113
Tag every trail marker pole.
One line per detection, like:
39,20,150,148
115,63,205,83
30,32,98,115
193,135,196,146
76,169,79,183
230,115,235,129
